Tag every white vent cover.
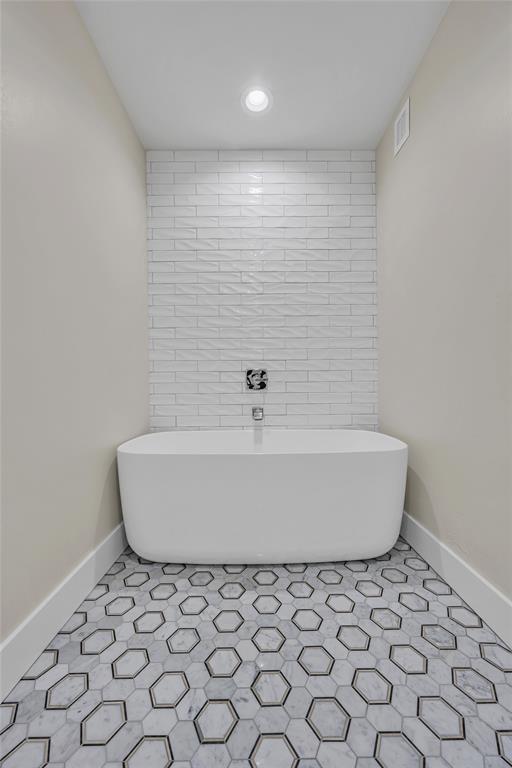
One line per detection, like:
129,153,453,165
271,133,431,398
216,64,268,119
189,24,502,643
394,98,410,156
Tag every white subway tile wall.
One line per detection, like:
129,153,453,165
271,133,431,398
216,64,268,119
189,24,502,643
147,150,377,430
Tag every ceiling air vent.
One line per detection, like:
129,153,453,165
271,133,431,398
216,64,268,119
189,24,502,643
394,98,410,156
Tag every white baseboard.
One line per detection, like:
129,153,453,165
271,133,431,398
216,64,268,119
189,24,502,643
0,523,127,701
401,512,512,647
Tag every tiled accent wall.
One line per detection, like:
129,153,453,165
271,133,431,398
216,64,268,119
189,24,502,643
147,150,377,430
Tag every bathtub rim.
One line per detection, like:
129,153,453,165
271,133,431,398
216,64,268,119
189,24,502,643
117,428,408,456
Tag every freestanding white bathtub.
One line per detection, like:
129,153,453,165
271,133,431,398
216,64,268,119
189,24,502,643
117,429,407,564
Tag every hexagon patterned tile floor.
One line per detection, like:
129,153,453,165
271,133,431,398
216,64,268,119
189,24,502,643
1,538,511,767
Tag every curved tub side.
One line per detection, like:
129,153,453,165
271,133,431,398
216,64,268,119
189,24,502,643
118,444,408,564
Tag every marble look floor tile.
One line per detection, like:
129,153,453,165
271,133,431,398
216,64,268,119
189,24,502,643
306,697,349,740
80,701,126,745
150,672,189,708
1,538,511,768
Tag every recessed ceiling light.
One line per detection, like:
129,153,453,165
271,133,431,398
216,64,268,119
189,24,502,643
243,88,272,113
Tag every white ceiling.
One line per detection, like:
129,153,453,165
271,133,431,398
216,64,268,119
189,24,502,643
77,0,448,150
